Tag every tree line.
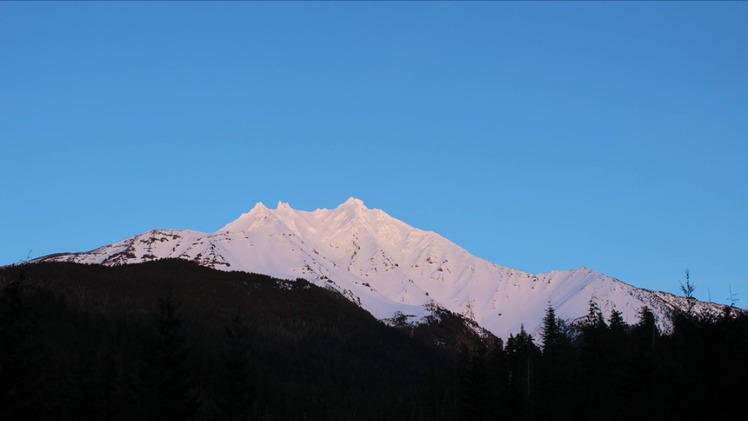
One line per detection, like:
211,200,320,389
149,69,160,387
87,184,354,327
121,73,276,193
455,300,748,420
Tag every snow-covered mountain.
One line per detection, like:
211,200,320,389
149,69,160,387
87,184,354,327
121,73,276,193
31,198,727,339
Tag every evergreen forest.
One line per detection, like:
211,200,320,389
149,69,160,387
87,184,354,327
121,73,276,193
1,260,746,420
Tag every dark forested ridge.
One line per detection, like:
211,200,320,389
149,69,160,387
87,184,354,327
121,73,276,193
0,260,483,420
1,260,747,420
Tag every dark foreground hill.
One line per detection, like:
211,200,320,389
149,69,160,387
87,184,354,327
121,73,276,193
0,260,496,420
3,260,748,421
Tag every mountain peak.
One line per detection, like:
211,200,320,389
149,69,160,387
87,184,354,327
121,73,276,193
218,201,277,233
222,198,370,233
252,202,268,212
340,197,366,209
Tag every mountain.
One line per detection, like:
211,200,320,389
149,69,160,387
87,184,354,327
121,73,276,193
30,197,728,339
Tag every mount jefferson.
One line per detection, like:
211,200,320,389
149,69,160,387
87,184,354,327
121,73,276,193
31,197,725,339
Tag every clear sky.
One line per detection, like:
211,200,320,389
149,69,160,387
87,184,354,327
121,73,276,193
2,2,746,305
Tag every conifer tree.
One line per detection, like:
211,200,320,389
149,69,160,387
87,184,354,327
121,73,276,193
605,306,629,415
584,299,606,330
504,325,539,418
578,299,609,417
538,303,576,418
459,343,492,420
608,307,626,336
622,306,660,417
0,274,38,419
634,306,658,353
217,316,257,421
680,269,696,316
142,289,198,421
540,303,560,351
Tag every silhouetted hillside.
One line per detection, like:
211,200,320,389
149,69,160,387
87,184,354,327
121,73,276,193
0,260,486,420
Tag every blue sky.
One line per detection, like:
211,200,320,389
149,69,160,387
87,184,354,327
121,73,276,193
1,2,746,305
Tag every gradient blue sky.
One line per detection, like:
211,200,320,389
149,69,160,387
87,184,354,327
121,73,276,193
2,2,746,305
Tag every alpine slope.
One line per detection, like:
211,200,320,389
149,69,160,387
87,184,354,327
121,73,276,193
31,198,727,339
